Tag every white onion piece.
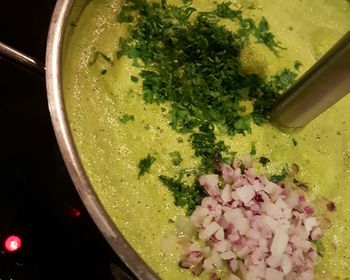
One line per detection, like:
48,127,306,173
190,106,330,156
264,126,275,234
222,184,233,203
236,185,255,205
220,250,236,260
304,217,318,236
236,217,250,235
190,207,209,227
265,267,284,280
228,273,241,280
199,221,220,240
270,227,289,262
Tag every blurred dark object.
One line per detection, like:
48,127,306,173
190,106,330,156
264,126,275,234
0,1,135,279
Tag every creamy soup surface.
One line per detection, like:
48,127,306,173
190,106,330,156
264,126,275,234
63,0,350,279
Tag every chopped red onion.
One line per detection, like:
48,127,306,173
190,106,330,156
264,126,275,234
179,156,322,279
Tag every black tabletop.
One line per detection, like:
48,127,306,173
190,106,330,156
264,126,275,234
0,1,135,279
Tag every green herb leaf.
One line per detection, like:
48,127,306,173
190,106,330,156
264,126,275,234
117,0,298,212
292,138,298,146
250,143,257,156
190,123,230,172
259,156,270,166
89,51,113,66
270,165,289,183
314,240,325,257
138,154,156,177
169,151,183,166
117,0,296,137
119,114,135,124
265,69,297,94
294,60,302,70
131,75,139,82
159,175,206,215
117,10,134,23
254,16,285,54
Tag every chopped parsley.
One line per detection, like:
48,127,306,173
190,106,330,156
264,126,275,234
89,51,113,66
270,165,289,183
169,151,182,166
119,114,135,124
117,0,297,135
138,154,156,177
190,123,230,172
294,60,302,70
117,0,299,213
159,175,206,215
265,69,298,95
292,138,298,146
314,240,325,257
259,156,270,166
254,16,285,55
250,143,257,156
131,75,139,82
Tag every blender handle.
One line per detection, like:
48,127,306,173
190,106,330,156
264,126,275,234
0,41,45,80
270,31,350,128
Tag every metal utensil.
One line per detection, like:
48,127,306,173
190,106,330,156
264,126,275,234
270,31,350,128
0,42,45,79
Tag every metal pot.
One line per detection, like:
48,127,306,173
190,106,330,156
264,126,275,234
2,1,349,279
1,0,158,279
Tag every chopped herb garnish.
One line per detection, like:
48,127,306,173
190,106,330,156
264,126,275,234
119,114,135,124
138,154,156,177
270,165,289,183
254,16,286,55
250,143,257,156
265,69,298,94
89,51,113,66
259,156,270,166
203,2,284,54
159,175,206,215
294,60,302,70
239,163,246,173
314,240,325,257
117,9,134,23
292,138,298,146
190,123,230,172
117,0,298,213
117,0,297,136
169,151,182,166
131,75,139,82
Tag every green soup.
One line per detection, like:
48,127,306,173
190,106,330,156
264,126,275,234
63,0,350,279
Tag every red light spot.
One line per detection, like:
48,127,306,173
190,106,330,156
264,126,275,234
69,206,81,218
4,235,22,253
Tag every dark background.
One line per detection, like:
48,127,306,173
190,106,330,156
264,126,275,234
0,1,134,279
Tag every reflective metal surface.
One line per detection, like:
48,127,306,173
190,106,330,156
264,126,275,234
0,41,45,79
270,31,350,128
45,1,159,279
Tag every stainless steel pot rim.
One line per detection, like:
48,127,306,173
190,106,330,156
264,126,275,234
45,1,159,279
